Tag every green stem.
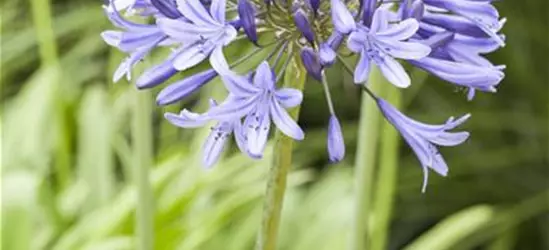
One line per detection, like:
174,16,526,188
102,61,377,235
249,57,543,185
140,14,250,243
30,0,72,190
351,68,386,250
370,86,402,250
29,0,58,65
132,89,154,250
255,52,306,250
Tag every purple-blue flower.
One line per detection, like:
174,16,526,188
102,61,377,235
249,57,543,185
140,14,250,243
422,0,505,47
410,29,505,100
101,4,168,82
346,8,431,87
376,97,470,192
156,0,237,71
165,99,247,167
206,50,304,158
330,0,356,34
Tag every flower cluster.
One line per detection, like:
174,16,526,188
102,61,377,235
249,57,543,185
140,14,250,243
102,0,505,192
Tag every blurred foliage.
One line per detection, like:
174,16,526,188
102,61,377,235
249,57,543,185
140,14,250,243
1,0,548,249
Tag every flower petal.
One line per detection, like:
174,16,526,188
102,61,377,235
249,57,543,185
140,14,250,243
330,0,356,34
253,61,275,90
354,51,371,84
202,124,230,168
172,43,212,71
210,0,226,23
371,8,389,33
245,104,271,158
376,18,420,41
210,47,261,96
157,18,221,41
164,110,210,128
176,0,217,26
409,56,503,90
347,29,367,53
275,88,303,108
374,56,411,88
101,31,122,47
207,95,259,121
232,119,248,154
269,98,305,140
375,39,431,60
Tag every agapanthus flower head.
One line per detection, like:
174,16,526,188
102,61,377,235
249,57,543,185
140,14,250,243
102,0,507,191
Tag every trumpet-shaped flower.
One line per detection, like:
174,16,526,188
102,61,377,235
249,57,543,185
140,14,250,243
376,97,470,192
410,31,504,100
157,0,237,71
101,4,168,82
422,0,505,47
206,49,304,158
346,8,431,87
165,99,247,167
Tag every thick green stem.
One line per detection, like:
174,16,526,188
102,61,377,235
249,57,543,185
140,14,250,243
370,86,402,250
255,53,306,250
132,89,155,250
352,68,386,250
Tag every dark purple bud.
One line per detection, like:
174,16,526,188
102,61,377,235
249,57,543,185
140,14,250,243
300,47,322,81
327,115,345,162
293,9,315,45
361,0,377,26
150,0,182,19
156,69,217,105
136,60,178,89
238,0,258,45
308,0,320,14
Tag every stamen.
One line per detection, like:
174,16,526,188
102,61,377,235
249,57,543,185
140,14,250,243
275,51,295,82
230,40,278,68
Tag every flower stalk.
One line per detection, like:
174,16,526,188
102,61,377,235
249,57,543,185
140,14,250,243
132,88,155,250
370,85,402,250
352,68,387,250
256,53,306,250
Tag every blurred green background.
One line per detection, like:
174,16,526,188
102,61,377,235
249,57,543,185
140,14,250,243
1,0,548,249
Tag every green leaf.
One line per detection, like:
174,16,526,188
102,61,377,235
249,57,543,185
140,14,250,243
404,205,495,250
